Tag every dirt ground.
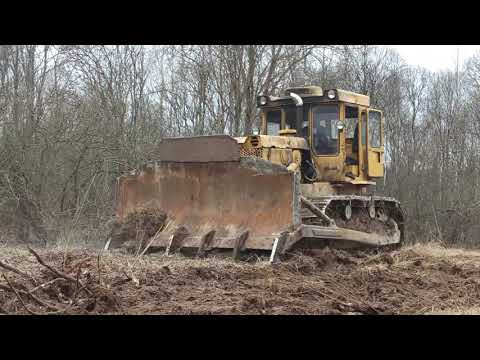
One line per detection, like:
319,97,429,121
1,243,480,315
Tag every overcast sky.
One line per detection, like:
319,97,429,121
386,45,480,72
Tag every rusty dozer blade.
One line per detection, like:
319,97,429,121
117,136,301,255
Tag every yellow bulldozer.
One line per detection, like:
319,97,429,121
114,85,405,261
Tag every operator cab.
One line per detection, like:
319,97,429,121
257,86,385,184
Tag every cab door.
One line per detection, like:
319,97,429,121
358,110,368,176
367,109,384,178
310,103,344,182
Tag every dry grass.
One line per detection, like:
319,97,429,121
408,242,480,259
427,306,480,315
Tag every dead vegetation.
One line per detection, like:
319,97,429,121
1,242,480,315
108,208,167,250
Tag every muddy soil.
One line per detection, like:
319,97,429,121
1,243,480,315
332,208,397,236
108,208,166,249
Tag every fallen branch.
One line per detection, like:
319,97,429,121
27,247,76,282
28,278,65,294
1,280,63,312
2,274,40,315
0,283,14,292
303,280,382,315
0,260,37,285
111,277,132,287
27,247,92,296
26,289,62,312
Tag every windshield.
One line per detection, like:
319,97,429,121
284,105,309,139
312,104,339,155
266,110,281,135
284,106,297,130
368,111,382,148
345,105,359,153
265,106,309,137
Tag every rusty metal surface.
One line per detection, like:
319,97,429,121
283,224,401,252
147,233,278,251
157,135,240,162
117,158,296,250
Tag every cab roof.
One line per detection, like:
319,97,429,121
260,86,370,107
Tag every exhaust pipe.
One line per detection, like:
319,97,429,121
289,92,303,107
289,92,303,135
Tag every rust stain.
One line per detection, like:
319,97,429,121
117,161,295,243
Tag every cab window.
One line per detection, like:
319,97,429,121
345,106,359,153
266,110,281,135
312,104,339,155
368,111,382,148
284,106,297,130
361,112,367,147
284,105,309,139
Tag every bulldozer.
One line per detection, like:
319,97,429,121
114,85,405,261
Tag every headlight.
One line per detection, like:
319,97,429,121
327,90,336,99
259,96,268,105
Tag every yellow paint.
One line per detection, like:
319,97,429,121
366,109,384,178
251,87,385,190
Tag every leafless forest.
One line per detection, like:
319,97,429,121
1,45,479,248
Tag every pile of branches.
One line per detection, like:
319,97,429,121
0,247,129,315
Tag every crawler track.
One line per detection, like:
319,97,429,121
300,195,405,249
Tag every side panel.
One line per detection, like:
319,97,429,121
368,150,384,177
